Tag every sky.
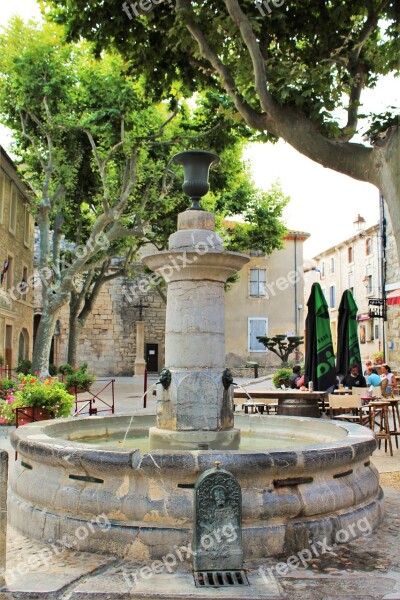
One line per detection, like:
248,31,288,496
0,0,398,259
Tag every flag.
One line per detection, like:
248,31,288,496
0,260,9,285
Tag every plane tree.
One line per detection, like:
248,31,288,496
48,0,400,257
0,19,288,371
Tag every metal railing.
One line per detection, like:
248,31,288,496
72,378,115,416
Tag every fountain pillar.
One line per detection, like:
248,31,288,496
143,150,249,450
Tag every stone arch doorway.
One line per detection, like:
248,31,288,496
18,328,29,361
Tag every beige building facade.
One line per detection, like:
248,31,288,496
225,232,309,367
305,211,400,369
0,146,34,370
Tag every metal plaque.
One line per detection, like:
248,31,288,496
193,462,243,572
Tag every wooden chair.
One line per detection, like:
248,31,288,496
328,394,370,426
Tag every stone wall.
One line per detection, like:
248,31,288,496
56,274,166,375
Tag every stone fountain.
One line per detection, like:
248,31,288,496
144,150,248,450
9,150,383,563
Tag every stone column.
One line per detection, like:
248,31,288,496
143,210,249,450
134,321,146,377
0,450,8,586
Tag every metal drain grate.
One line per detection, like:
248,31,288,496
194,570,249,588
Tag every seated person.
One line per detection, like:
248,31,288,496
366,366,381,387
380,364,397,397
340,364,367,389
363,360,378,376
288,365,304,389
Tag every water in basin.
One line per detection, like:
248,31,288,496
75,430,317,451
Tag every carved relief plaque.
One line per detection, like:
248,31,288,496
193,463,243,571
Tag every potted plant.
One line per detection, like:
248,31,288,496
372,351,384,365
65,363,95,394
0,374,74,426
272,368,292,389
59,363,74,376
16,358,32,375
0,377,17,403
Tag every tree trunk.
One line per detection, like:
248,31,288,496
376,128,400,260
31,310,59,374
67,311,80,366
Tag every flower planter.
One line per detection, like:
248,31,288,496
16,406,53,426
67,386,90,395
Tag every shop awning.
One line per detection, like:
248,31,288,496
357,313,370,321
387,289,400,306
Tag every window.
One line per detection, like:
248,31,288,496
359,324,366,344
321,261,326,277
365,264,373,294
330,257,335,273
0,172,4,224
374,324,379,340
365,238,372,256
19,266,28,299
248,318,268,352
9,184,17,234
329,285,336,308
249,268,266,297
369,321,374,341
348,272,354,297
348,246,353,263
2,256,13,290
24,205,30,246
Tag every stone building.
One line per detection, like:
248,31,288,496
0,146,34,370
304,210,400,368
54,266,166,375
225,231,309,367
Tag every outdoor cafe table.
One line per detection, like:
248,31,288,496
233,389,328,417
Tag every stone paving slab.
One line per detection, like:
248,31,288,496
71,565,282,599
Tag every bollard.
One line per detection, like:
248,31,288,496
0,450,8,587
143,367,148,408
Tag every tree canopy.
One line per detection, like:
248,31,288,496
0,18,288,370
47,0,400,257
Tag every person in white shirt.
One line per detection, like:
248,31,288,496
380,364,397,397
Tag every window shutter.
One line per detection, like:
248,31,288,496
249,318,267,351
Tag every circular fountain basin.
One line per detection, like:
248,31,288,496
10,413,383,560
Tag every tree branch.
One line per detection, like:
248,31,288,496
224,0,279,119
85,129,111,212
175,0,267,132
